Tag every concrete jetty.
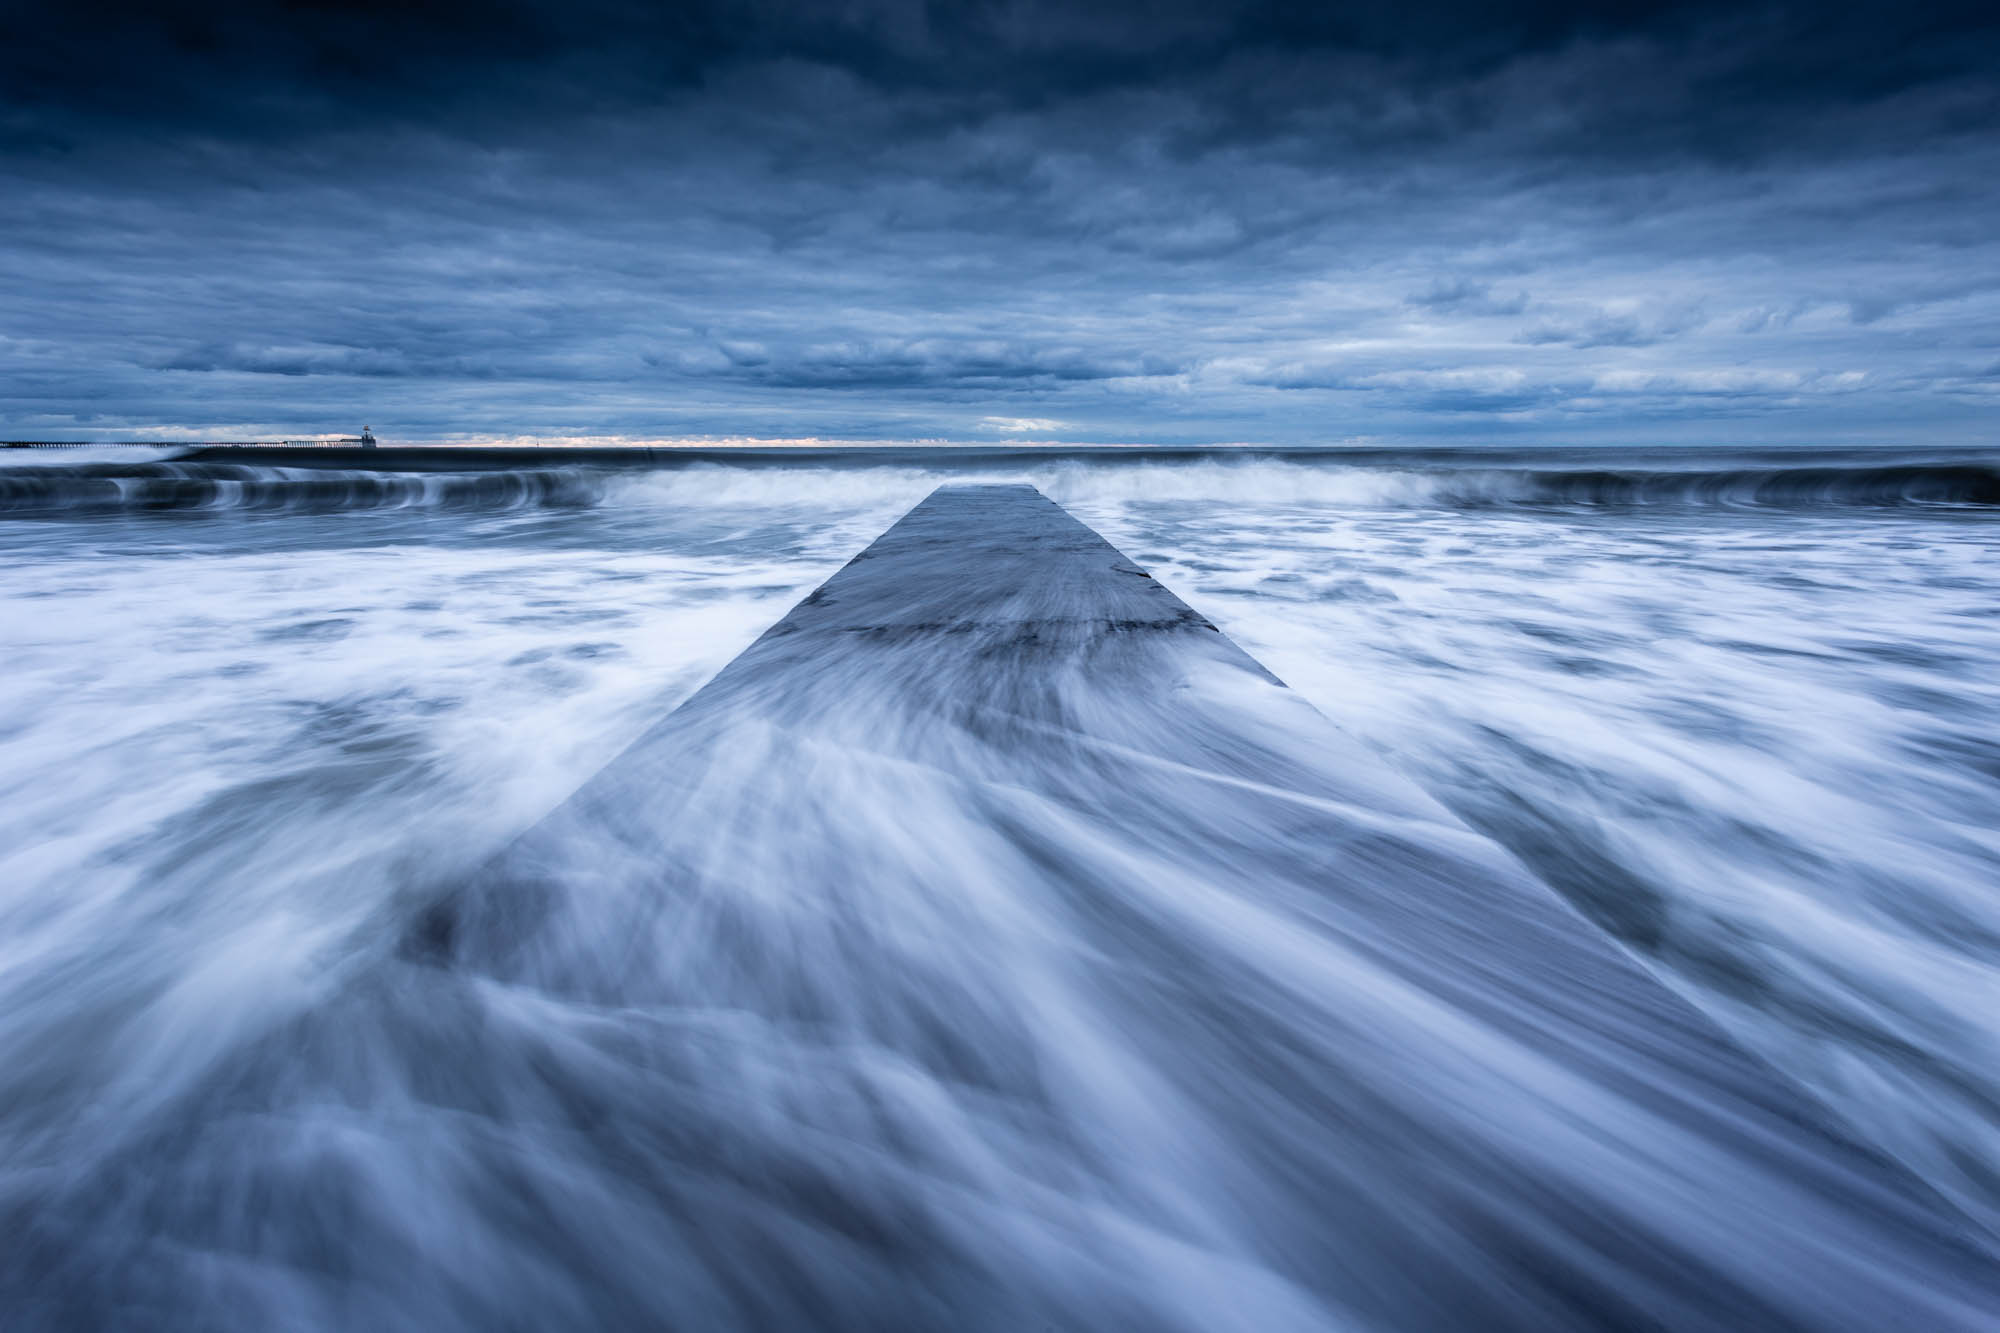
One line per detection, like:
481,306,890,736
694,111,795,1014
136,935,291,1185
413,485,1999,1330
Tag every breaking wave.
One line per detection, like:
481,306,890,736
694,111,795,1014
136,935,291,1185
2,449,1994,518
0,462,612,516
1430,462,2000,508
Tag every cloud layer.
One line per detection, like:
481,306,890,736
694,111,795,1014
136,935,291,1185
3,0,1996,442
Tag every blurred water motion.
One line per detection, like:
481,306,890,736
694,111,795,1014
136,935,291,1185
2,447,1997,1329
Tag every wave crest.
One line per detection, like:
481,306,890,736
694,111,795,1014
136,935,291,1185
3,452,1994,517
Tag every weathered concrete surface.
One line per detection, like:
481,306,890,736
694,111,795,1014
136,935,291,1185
413,485,2000,1332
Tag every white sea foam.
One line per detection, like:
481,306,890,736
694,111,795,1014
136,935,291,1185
1,449,1996,1328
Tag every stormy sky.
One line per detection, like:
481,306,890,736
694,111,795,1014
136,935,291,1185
3,1,1995,444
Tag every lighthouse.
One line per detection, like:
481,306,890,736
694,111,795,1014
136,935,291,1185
360,426,377,448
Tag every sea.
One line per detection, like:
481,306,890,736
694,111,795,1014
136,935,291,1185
2,443,1996,1329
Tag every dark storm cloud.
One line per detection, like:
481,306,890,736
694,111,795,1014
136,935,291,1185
662,338,1185,391
1409,281,1529,318
1515,301,1708,349
10,1,1994,138
1,0,1996,441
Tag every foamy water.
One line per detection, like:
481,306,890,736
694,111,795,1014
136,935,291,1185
1065,484,2000,1241
2,446,1996,1328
